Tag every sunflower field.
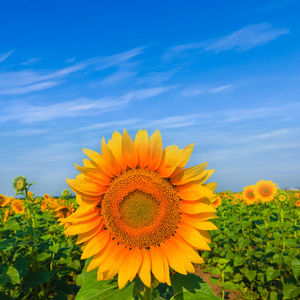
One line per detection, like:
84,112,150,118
0,130,299,300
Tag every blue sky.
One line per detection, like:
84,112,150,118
1,0,300,196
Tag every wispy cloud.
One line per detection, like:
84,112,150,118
163,23,289,60
21,58,41,66
0,50,14,63
182,84,233,96
0,47,145,95
210,85,233,93
0,87,170,123
0,128,49,137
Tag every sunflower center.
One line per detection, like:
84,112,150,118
101,168,181,248
120,191,160,229
261,187,270,196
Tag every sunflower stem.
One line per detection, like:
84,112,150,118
142,286,152,300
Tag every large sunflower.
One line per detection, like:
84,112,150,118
254,180,277,203
62,129,217,289
242,185,257,205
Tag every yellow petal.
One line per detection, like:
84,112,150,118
165,240,195,273
203,182,217,192
64,216,102,235
148,129,163,171
81,230,110,259
160,242,187,275
107,131,127,172
171,236,204,264
76,225,102,244
122,129,138,169
176,223,211,251
101,137,121,176
180,202,217,214
74,164,110,186
161,249,171,286
184,212,217,221
181,214,218,230
138,248,151,288
63,207,100,224
177,184,215,201
149,246,166,283
66,178,106,200
82,148,113,177
118,248,142,288
172,164,213,185
134,129,149,169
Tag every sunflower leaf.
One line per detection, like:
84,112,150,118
75,269,135,300
171,273,220,299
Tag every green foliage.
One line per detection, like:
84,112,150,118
202,193,300,300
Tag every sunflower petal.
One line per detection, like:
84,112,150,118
138,248,151,288
101,137,121,176
180,201,217,214
81,230,110,259
64,216,103,235
177,184,215,201
181,214,218,230
122,129,138,169
176,223,211,251
134,129,150,169
107,131,127,172
149,246,166,283
148,129,163,170
74,164,111,186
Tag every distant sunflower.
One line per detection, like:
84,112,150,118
254,180,277,203
13,176,27,192
43,193,50,200
0,194,7,207
62,129,218,289
211,197,221,208
242,185,257,205
276,191,289,203
12,200,25,214
295,200,300,207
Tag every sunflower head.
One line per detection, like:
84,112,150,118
242,185,257,205
0,194,7,207
13,176,27,193
12,199,25,214
63,129,217,289
211,196,221,208
254,180,277,203
295,200,300,207
276,190,289,203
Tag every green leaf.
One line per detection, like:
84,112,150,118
14,256,29,278
6,266,20,285
283,283,300,299
0,220,20,231
270,291,278,300
37,252,51,261
75,270,134,300
76,257,92,287
171,273,220,300
285,239,298,247
220,281,240,291
49,243,60,254
245,270,256,282
272,254,282,266
209,277,220,285
266,267,280,281
23,270,56,291
291,259,300,278
234,256,245,267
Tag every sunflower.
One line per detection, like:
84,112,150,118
12,199,25,214
276,191,289,203
62,129,217,289
242,185,257,205
254,180,277,203
211,197,221,208
219,192,226,198
13,176,27,192
295,200,300,207
43,193,50,200
0,194,7,207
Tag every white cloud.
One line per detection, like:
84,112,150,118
163,23,289,59
21,58,41,66
0,87,170,123
210,85,233,93
0,50,13,63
